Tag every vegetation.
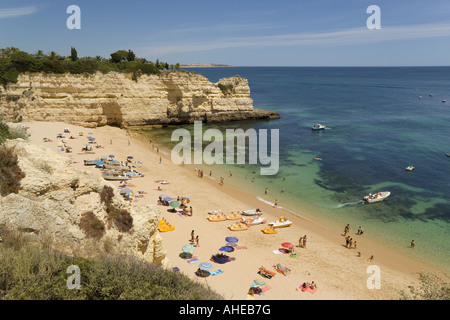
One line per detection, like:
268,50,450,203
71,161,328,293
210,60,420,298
107,209,133,233
0,145,25,197
0,226,223,300
79,211,106,240
0,47,180,86
218,83,234,95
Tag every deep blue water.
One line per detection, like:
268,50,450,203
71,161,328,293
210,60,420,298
145,67,450,271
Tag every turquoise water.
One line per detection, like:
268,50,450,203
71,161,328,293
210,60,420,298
139,67,450,272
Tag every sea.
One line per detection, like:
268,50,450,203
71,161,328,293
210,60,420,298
138,67,450,272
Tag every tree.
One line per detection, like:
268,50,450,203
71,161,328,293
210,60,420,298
110,50,128,63
127,50,135,62
70,47,78,62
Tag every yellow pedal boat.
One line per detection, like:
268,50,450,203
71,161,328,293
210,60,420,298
228,222,249,231
208,214,227,222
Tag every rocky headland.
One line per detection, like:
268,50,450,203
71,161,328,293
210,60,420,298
0,71,279,128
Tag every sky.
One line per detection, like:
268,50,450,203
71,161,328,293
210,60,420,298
1,0,450,66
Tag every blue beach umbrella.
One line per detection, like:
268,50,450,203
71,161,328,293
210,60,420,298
159,194,169,199
225,236,238,243
88,132,94,135
198,262,213,271
219,246,234,252
109,154,115,158
88,138,95,141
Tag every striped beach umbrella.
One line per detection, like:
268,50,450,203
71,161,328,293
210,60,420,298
182,245,195,253
198,262,213,271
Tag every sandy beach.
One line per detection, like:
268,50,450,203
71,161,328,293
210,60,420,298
19,121,441,300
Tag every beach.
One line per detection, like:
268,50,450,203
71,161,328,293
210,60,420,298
21,121,441,300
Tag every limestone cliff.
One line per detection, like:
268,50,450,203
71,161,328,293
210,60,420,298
0,139,167,265
0,71,279,128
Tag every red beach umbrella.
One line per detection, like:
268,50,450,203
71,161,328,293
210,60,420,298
281,242,294,249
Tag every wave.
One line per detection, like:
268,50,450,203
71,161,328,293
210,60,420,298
255,196,311,221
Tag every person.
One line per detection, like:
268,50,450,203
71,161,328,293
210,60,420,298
159,156,162,164
281,187,284,193
251,177,255,182
411,240,415,248
353,240,357,249
368,255,374,262
273,199,278,208
348,238,353,249
195,235,200,247
265,188,268,195
344,224,350,236
302,235,307,248
189,206,193,216
310,281,317,289
357,252,361,257
299,236,303,248
191,230,195,242
345,236,350,248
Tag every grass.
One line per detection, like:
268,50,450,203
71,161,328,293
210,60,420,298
0,226,223,300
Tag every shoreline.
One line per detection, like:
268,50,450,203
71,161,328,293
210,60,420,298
19,121,444,300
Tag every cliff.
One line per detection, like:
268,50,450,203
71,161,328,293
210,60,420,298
0,71,279,128
0,139,167,265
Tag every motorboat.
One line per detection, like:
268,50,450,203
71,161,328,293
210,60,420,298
242,216,266,226
446,153,450,157
208,210,222,215
312,124,326,131
83,159,98,166
405,165,414,171
242,209,262,216
125,170,144,178
268,216,293,228
363,191,390,203
102,171,129,181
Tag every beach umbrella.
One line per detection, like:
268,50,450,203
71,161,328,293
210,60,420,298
109,154,115,158
163,196,173,202
95,161,104,166
159,194,169,199
124,192,134,198
253,279,266,286
88,132,94,135
198,262,213,271
281,242,294,249
169,200,180,208
219,246,234,252
225,236,239,243
182,245,195,253
127,156,134,159
119,187,133,194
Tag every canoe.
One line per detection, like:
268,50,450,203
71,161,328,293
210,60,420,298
363,191,390,203
268,216,293,228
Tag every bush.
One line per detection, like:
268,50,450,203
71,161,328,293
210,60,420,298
400,272,450,300
79,211,105,239
100,185,114,203
0,146,25,196
108,209,133,233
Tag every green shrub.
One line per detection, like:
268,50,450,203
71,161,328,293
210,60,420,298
108,209,133,233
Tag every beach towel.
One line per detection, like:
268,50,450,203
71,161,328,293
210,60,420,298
261,286,272,293
236,246,247,250
187,257,198,264
306,287,317,294
272,249,283,254
210,269,224,276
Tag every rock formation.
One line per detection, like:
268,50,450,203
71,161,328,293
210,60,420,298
0,139,167,265
0,71,279,128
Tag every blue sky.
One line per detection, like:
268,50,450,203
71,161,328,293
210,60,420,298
1,0,450,66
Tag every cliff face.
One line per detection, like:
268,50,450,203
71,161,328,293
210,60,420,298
0,71,279,128
0,139,167,265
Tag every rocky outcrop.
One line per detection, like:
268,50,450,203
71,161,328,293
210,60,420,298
0,139,167,265
0,71,279,128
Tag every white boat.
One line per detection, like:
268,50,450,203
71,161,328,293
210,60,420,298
268,216,292,228
125,170,144,178
242,216,266,226
405,165,414,171
208,210,222,215
312,124,326,131
102,172,129,181
103,161,129,171
363,191,391,203
242,209,263,216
